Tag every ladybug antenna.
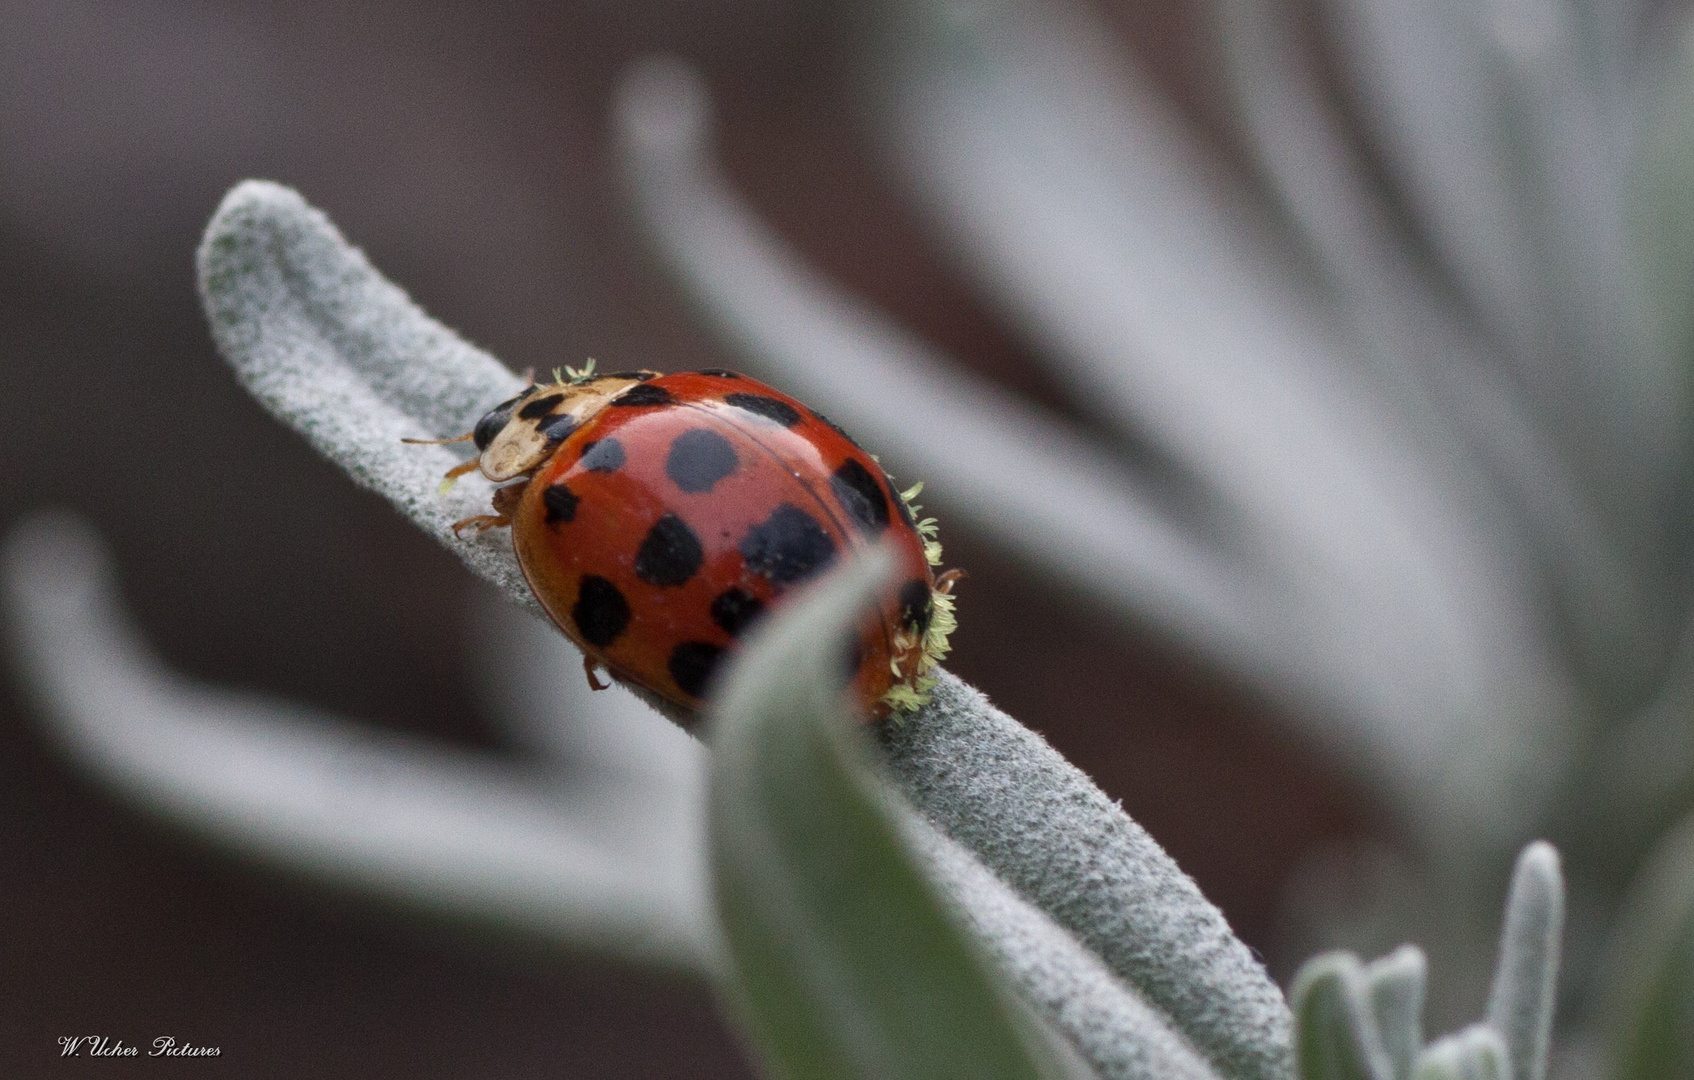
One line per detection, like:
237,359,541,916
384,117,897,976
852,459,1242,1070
402,432,476,445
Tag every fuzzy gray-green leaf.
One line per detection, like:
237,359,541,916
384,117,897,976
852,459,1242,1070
879,674,1293,1080
707,547,1094,1080
1598,813,1694,1080
1366,946,1427,1080
1293,952,1393,1080
1484,843,1562,1080
1632,12,1694,382
196,179,532,608
1410,1026,1509,1080
194,179,1287,1077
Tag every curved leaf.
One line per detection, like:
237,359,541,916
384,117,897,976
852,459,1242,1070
1597,813,1694,1080
1631,13,1694,478
1365,946,1427,1080
0,512,712,968
613,54,1265,693
706,545,1095,1080
899,818,1225,1080
197,179,534,609
852,0,1572,843
1410,1026,1509,1080
1209,0,1654,694
190,180,1292,1075
880,673,1293,1080
1484,843,1562,1080
1292,952,1393,1080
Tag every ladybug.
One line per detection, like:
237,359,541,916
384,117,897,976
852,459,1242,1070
421,363,958,722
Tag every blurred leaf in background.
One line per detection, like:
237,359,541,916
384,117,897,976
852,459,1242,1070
8,0,1694,1074
705,545,1093,1079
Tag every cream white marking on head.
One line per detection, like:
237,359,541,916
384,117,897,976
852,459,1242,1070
474,373,658,482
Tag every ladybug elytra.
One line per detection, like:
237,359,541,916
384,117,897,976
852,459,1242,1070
423,363,958,721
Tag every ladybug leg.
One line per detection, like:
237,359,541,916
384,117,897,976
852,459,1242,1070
450,480,528,537
582,654,611,692
490,480,527,518
450,514,507,537
935,568,966,593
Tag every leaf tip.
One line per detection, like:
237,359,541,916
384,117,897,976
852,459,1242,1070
615,54,713,165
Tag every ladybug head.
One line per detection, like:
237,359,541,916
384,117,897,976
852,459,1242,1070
472,391,528,452
471,371,660,482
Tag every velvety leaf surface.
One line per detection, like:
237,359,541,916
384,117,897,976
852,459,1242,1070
1292,953,1393,1080
195,178,1294,1079
705,547,1095,1080
1599,815,1694,1080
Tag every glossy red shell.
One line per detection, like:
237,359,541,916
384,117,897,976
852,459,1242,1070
509,371,934,719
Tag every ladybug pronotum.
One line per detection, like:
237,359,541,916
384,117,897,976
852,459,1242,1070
420,364,959,721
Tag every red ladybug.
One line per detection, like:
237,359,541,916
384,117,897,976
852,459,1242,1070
425,364,958,721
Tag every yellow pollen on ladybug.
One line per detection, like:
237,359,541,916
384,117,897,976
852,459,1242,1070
877,476,959,716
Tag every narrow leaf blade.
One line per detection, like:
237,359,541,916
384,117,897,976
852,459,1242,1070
879,674,1294,1080
1484,843,1563,1080
1411,1025,1509,1080
0,513,711,967
1292,952,1393,1080
707,547,1092,1080
1597,813,1694,1080
1366,945,1427,1080
195,180,533,608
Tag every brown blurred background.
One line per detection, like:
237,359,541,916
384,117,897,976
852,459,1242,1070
0,1,1376,1075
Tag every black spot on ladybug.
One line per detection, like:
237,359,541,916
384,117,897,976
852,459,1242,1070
538,412,579,445
695,369,741,378
726,393,802,427
898,579,933,635
666,428,738,493
572,576,630,647
710,587,765,637
635,513,704,586
611,383,675,407
740,504,837,584
543,483,580,524
518,393,565,420
668,641,724,699
810,408,864,450
604,370,658,381
578,438,626,473
830,459,890,536
473,394,524,450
